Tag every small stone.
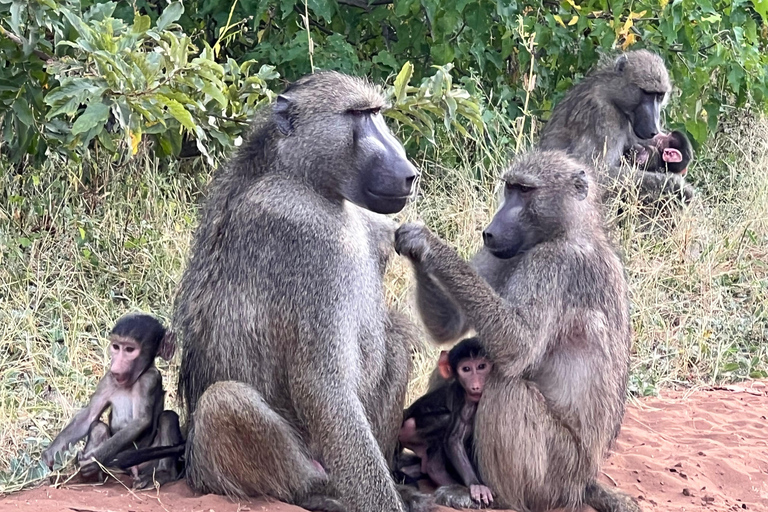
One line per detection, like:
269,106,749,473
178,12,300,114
683,488,692,497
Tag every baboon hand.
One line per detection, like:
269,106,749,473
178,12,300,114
41,448,55,469
395,222,432,264
470,484,493,506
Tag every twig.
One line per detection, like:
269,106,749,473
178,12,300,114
0,26,53,61
601,470,619,487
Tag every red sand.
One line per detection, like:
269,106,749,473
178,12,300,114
2,383,767,512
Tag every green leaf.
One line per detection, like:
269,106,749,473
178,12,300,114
71,102,110,136
157,95,196,131
202,83,228,108
752,0,768,23
155,1,184,31
393,62,413,105
12,99,35,126
133,14,152,34
9,1,22,34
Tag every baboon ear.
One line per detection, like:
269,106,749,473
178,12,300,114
615,54,628,73
573,170,589,201
437,351,453,379
158,331,176,361
273,94,294,136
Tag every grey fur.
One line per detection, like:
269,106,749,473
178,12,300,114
539,49,694,203
395,151,638,512
174,71,430,512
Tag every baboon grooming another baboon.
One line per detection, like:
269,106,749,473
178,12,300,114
539,49,694,202
173,72,429,512
395,151,639,512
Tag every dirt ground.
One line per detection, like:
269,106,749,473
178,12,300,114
2,382,767,512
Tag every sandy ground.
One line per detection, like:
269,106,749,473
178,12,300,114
2,382,766,512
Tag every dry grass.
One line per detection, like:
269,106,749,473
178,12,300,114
1,117,766,493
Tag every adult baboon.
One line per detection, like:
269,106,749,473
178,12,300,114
539,49,694,202
174,72,427,512
395,151,639,512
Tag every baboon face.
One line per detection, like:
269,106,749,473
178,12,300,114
613,50,671,140
273,72,418,214
482,152,590,259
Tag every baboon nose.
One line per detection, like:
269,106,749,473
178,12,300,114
405,175,415,189
482,230,493,245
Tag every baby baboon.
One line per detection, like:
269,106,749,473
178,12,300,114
395,151,639,512
42,313,182,489
539,49,693,202
174,72,427,512
398,337,493,507
625,129,693,176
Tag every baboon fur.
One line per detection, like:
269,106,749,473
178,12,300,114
539,49,693,203
395,151,639,512
174,72,426,512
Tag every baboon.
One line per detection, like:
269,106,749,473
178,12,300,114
42,313,182,489
395,150,639,512
539,49,694,202
174,72,428,512
398,337,494,507
625,129,693,176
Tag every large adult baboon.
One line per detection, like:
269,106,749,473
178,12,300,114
539,49,694,202
174,72,426,512
395,151,639,512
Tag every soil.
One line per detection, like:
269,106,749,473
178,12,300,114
2,383,767,512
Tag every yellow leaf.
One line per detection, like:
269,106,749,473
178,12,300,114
629,10,647,19
129,130,141,155
622,32,637,50
566,0,582,10
660,0,669,7
553,14,565,28
569,15,579,25
257,29,265,43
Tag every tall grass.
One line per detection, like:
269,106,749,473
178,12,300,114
1,117,766,493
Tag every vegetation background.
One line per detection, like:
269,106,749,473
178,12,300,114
1,0,766,494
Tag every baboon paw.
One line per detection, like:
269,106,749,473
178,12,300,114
394,222,431,263
296,495,348,512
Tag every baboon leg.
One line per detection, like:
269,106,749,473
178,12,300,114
134,411,184,489
397,484,436,512
185,381,326,501
634,170,694,203
585,480,642,512
79,421,110,481
473,379,587,512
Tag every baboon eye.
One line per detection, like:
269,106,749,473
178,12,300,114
506,182,534,194
478,363,486,370
348,108,381,116
461,366,471,373
125,346,135,353
112,344,119,351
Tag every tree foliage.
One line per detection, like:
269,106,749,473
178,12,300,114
1,0,766,165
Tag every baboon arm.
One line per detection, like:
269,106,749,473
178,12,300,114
85,372,160,463
415,266,469,344
44,378,111,459
419,238,553,377
445,414,480,487
288,319,403,511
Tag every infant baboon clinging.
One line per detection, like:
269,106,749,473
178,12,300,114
396,151,639,512
398,337,494,506
42,313,182,489
625,129,693,176
174,72,428,512
539,49,694,202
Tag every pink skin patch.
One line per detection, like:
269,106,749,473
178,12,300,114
662,148,683,163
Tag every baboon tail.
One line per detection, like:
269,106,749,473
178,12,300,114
109,444,185,469
585,480,642,512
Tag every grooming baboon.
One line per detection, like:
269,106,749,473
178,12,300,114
174,72,429,512
42,313,182,489
398,337,494,507
539,49,694,202
625,129,693,176
395,150,639,512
